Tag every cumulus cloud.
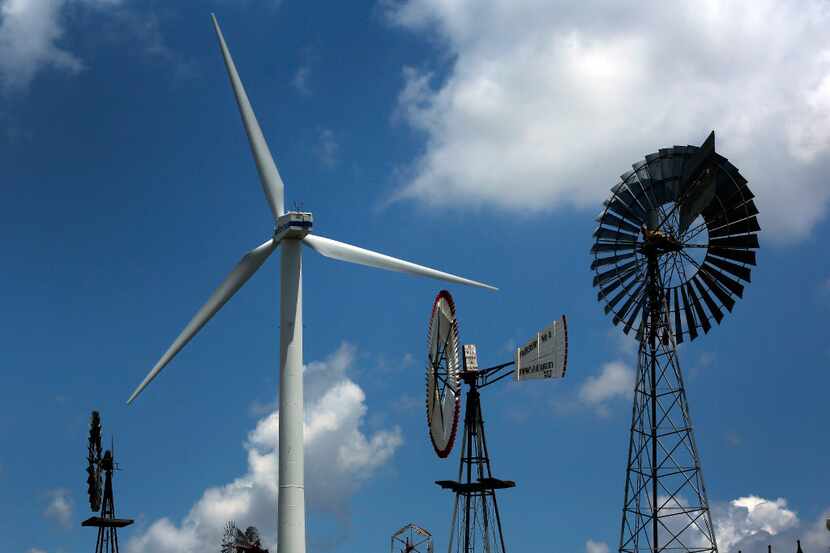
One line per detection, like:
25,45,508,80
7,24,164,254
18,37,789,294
27,548,48,553
126,343,403,553
0,0,84,92
586,539,610,553
578,361,633,415
0,0,181,94
714,496,799,553
43,488,73,528
385,0,830,241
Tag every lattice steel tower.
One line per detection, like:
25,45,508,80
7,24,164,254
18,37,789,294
590,132,760,553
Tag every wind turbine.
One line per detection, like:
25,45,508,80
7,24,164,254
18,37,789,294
126,14,496,553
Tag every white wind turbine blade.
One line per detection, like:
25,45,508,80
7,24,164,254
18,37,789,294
211,14,285,219
303,234,497,291
127,238,277,404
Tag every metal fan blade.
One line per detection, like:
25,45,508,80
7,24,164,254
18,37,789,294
708,246,756,266
709,234,759,250
211,14,285,220
704,254,751,282
302,234,496,291
593,227,639,243
701,264,744,298
673,287,684,344
692,275,723,324
698,269,736,312
703,199,759,229
602,271,639,310
686,282,710,334
708,216,761,238
612,184,648,222
612,282,645,326
127,238,277,404
680,284,699,341
593,259,639,287
591,251,637,270
623,291,647,335
596,211,641,234
604,197,645,226
591,241,639,254
597,265,640,300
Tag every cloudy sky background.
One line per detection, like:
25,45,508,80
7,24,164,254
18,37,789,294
1,1,828,553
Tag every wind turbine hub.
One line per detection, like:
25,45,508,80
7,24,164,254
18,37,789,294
275,211,313,242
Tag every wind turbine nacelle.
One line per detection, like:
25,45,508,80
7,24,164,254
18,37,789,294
275,212,313,242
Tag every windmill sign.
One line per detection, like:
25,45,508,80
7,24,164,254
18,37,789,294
514,316,568,381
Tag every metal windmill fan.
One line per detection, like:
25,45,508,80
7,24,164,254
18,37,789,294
221,521,269,553
86,411,103,512
591,131,759,342
426,290,462,458
391,523,434,553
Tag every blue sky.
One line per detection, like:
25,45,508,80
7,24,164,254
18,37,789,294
1,1,829,553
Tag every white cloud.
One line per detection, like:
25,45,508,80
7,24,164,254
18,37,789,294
578,361,633,414
28,548,48,553
385,0,830,241
586,539,609,553
0,0,84,92
0,0,183,94
126,343,403,553
43,488,73,528
714,496,799,553
314,128,340,168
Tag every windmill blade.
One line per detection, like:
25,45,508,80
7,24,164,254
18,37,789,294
211,14,285,219
127,238,277,404
680,284,698,341
302,234,497,291
692,275,723,324
673,287,684,343
591,251,637,270
686,282,711,334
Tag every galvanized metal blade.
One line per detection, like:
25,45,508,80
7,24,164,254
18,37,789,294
692,275,723,324
701,264,744,298
698,269,736,312
709,234,760,250
680,284,699,341
686,282,711,334
708,246,756,266
704,254,752,282
591,251,637,270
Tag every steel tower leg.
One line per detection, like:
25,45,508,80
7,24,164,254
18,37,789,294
279,238,306,553
447,386,508,553
618,252,718,553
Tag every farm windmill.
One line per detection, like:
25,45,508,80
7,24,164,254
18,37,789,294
126,14,495,553
391,523,433,553
590,131,760,553
426,290,568,553
221,521,269,553
82,411,133,553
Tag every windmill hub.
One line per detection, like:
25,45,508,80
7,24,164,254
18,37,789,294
274,211,313,242
641,227,682,254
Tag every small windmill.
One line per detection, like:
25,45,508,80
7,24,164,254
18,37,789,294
391,523,433,553
126,14,495,553
590,131,760,553
82,411,133,553
222,521,269,553
426,290,568,553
